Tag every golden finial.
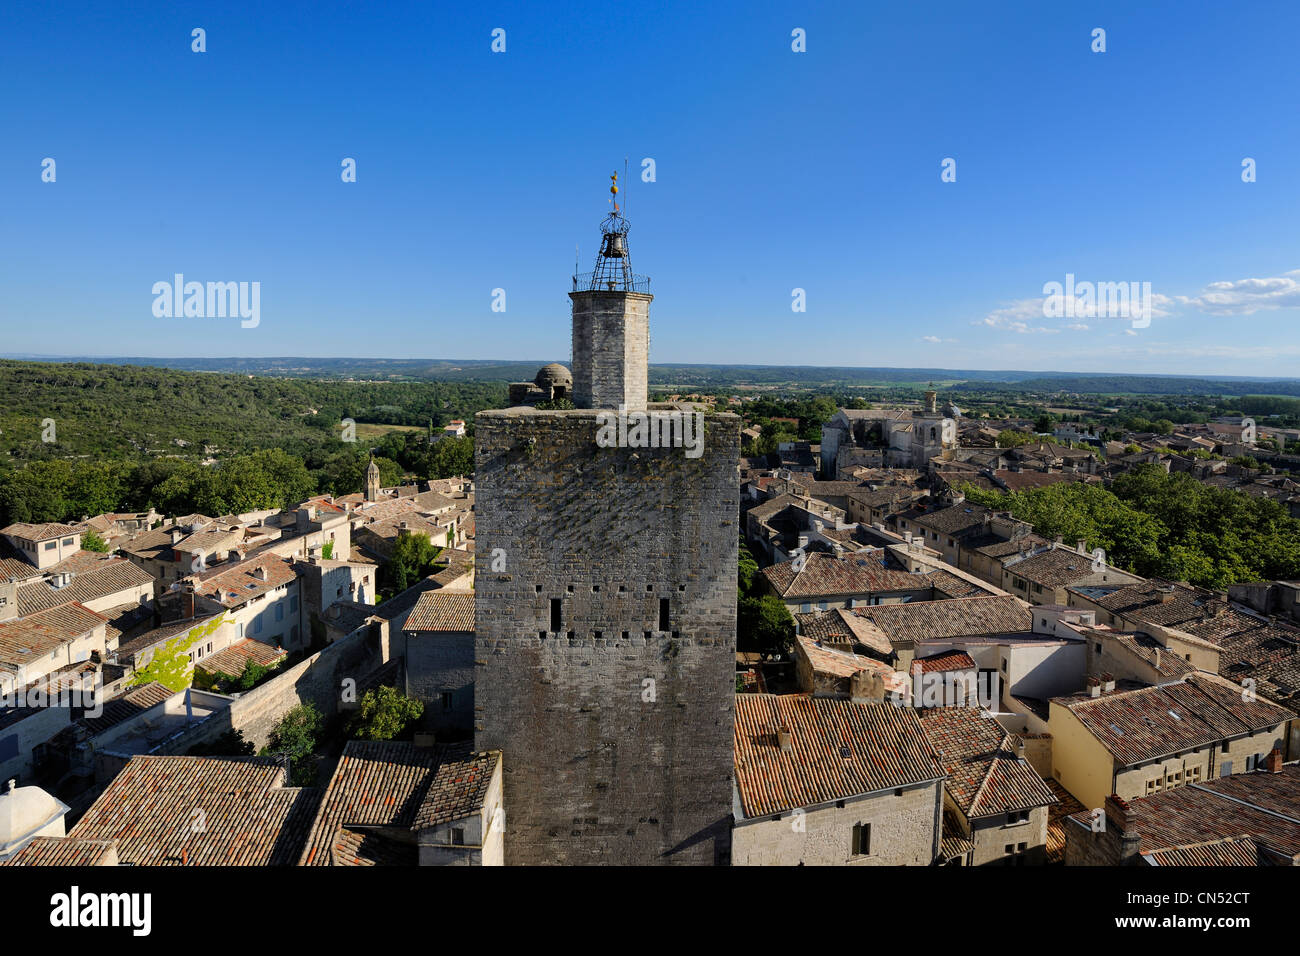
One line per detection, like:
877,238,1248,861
610,171,619,214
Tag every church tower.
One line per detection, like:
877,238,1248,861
473,175,739,865
364,456,381,502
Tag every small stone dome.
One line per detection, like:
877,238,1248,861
534,363,573,389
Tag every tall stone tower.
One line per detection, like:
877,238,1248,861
570,204,651,410
364,457,381,502
474,176,740,865
910,387,957,467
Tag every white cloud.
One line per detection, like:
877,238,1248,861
1175,269,1300,315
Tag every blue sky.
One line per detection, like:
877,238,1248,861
3,0,1299,376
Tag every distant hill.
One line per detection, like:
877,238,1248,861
5,355,1300,397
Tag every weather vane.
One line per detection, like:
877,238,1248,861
610,170,619,215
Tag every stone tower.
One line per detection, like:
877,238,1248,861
570,204,651,410
364,457,381,502
911,387,957,467
473,178,739,865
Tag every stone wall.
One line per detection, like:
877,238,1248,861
569,291,651,410
474,406,739,865
404,628,475,735
732,781,941,866
150,620,390,756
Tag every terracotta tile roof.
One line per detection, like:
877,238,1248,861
795,608,893,657
404,591,474,632
1054,675,1293,766
119,527,177,561
851,595,1032,647
919,708,1057,819
194,554,296,608
1142,836,1269,866
0,602,107,671
1005,547,1104,589
0,555,40,581
300,741,499,865
914,650,976,673
910,503,992,537
993,470,1091,493
763,553,929,599
325,826,416,866
1,836,118,866
794,636,903,693
66,755,320,865
1045,778,1085,864
921,568,991,599
16,557,154,616
0,522,80,541
78,681,174,736
732,694,945,818
940,808,973,860
1068,765,1300,857
195,638,287,679
967,534,1051,559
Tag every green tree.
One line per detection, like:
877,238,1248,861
346,686,425,741
187,729,256,757
81,529,110,552
738,594,796,656
426,436,474,480
996,430,1033,448
387,531,442,592
263,702,322,786
737,541,759,596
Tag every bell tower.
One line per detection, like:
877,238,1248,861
570,172,652,411
364,456,381,502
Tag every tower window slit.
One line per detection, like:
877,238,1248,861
550,598,562,632
659,598,670,632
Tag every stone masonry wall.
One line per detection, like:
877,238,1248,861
570,291,651,410
732,782,941,866
474,406,739,864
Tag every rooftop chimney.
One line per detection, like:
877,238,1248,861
776,725,793,752
1077,539,1087,555
1265,747,1283,773
1104,793,1132,833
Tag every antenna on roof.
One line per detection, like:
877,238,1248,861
272,749,292,785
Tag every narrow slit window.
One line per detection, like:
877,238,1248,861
659,598,670,632
550,598,562,632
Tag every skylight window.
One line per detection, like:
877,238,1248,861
1168,710,1182,720
1108,723,1124,735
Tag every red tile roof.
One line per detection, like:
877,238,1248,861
66,755,320,865
1,837,117,866
919,708,1057,819
913,650,976,674
300,741,499,865
1053,675,1293,766
404,591,474,632
733,694,945,818
763,553,929,599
